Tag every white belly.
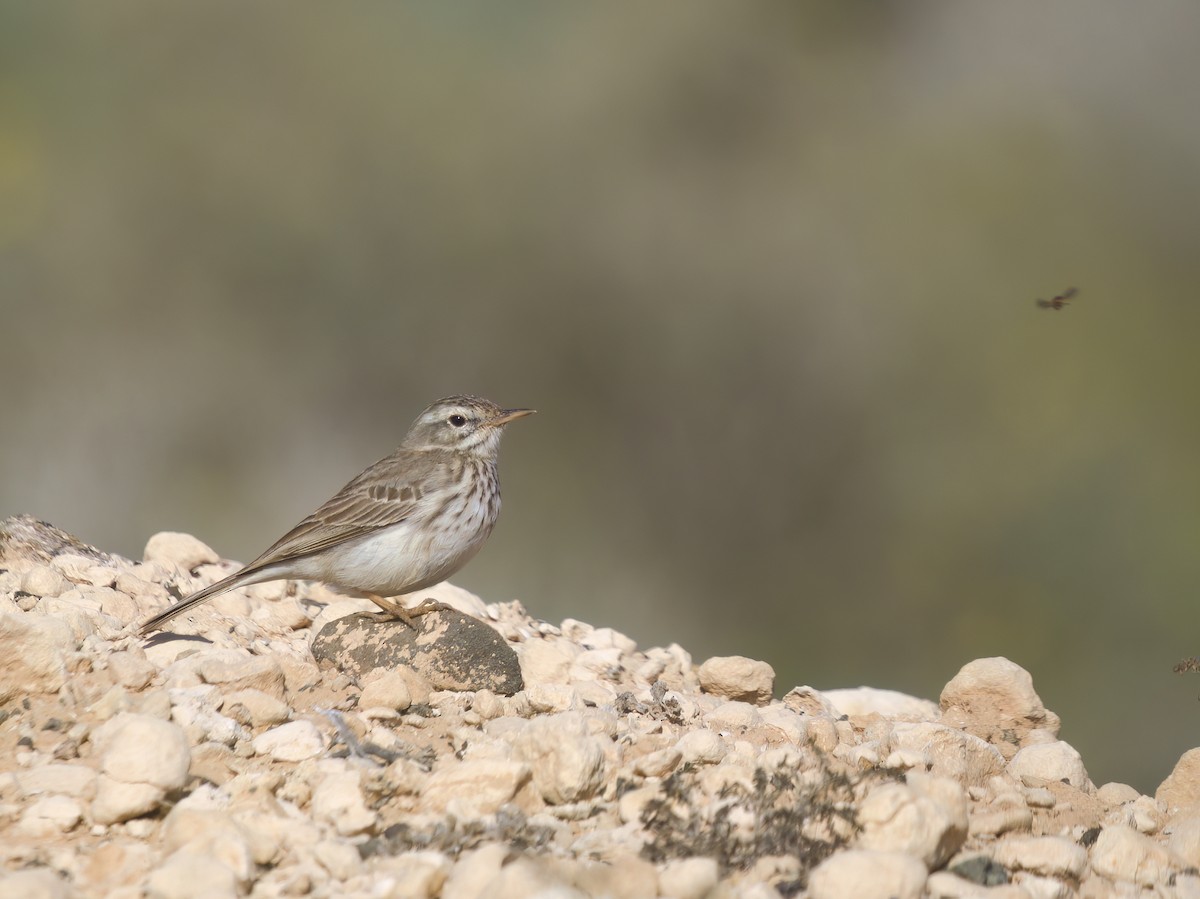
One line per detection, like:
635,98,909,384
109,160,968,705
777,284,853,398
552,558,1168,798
311,517,495,597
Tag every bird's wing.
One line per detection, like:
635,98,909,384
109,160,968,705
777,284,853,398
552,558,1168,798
244,450,447,568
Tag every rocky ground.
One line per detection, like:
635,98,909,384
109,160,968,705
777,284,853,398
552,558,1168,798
1,515,1200,898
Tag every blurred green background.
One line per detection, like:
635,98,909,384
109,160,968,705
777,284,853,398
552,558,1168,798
4,2,1200,793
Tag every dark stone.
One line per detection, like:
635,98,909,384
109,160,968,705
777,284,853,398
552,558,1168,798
0,515,111,564
310,610,523,695
949,855,1009,886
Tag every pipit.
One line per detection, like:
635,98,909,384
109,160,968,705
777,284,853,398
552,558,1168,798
139,395,534,635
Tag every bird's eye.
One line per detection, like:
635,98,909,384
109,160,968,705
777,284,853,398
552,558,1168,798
448,414,467,427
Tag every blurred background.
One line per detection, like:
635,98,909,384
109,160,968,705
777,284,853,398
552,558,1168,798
3,2,1199,792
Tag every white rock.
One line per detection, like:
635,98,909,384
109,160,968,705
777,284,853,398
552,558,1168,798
442,842,509,899
196,653,286,700
890,722,1006,787
574,853,659,899
15,762,97,798
1008,741,1091,790
222,688,291,727
992,835,1088,878
758,705,808,744
1090,824,1182,886
92,775,164,824
518,638,579,686
359,668,413,711
705,700,763,731
107,649,157,690
658,857,719,899
93,712,191,790
1097,782,1142,807
1167,815,1200,866
856,774,967,868
940,657,1060,757
0,613,74,703
675,728,728,765
423,760,530,815
17,795,83,836
143,532,220,570
525,683,582,713
514,712,607,804
633,747,682,778
21,564,72,598
824,686,939,719
371,850,452,898
781,685,841,717
145,848,240,899
697,655,775,705
252,720,327,761
161,807,254,884
313,839,362,880
1158,747,1200,813
808,849,927,899
311,765,377,835
0,869,72,899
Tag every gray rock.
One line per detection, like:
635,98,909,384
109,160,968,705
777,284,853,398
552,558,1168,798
311,610,523,695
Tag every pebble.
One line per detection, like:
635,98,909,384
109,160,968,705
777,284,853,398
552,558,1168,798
142,531,220,571
252,720,327,761
1090,824,1183,887
697,655,775,705
808,849,928,899
1008,740,1091,790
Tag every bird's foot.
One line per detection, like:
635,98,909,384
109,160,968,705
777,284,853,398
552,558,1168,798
364,594,454,630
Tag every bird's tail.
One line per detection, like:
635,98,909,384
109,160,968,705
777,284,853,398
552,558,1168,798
138,568,257,635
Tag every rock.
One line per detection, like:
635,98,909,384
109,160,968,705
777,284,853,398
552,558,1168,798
1090,824,1182,886
697,655,775,705
107,649,157,690
1157,747,1200,813
196,653,286,701
145,849,241,899
142,532,220,571
359,668,413,712
657,857,719,899
0,613,74,703
311,610,523,695
808,849,927,899
21,564,73,598
991,835,1088,878
1097,782,1142,807
222,688,291,727
940,657,1060,758
781,685,842,717
514,712,607,804
824,687,939,719
311,764,377,835
92,776,166,824
856,773,968,868
1008,741,1091,790
160,807,255,884
17,794,83,836
0,868,73,899
890,722,1006,787
519,638,579,686
1166,814,1200,866
0,515,109,565
15,762,97,798
252,720,327,761
422,760,531,815
94,712,191,791
675,728,728,765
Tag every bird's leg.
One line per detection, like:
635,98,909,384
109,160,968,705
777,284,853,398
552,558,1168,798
362,593,453,629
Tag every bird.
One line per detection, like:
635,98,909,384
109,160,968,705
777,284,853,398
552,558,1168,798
139,395,534,635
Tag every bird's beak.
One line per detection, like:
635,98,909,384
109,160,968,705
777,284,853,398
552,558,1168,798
488,408,536,427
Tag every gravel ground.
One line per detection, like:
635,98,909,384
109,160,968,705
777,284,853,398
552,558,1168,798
1,514,1199,898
